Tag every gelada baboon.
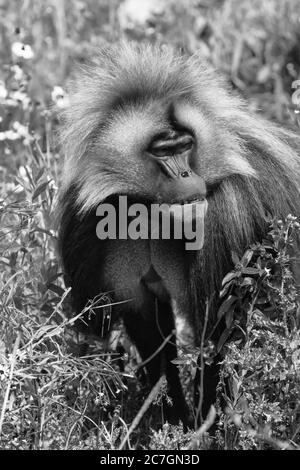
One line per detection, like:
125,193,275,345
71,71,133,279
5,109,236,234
58,42,300,426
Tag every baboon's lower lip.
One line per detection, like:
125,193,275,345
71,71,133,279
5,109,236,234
183,198,206,205
167,198,207,208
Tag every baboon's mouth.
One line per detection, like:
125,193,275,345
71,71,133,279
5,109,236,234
167,197,208,208
183,196,206,205
164,197,207,250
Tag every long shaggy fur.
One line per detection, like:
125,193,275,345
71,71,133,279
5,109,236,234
58,42,300,422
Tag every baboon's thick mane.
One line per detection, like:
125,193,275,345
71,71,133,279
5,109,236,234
59,41,300,326
58,42,300,423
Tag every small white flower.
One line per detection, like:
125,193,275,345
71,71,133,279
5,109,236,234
10,90,31,109
51,86,64,101
13,121,29,138
51,86,69,108
18,165,30,181
12,42,34,60
57,96,69,108
13,121,33,145
0,124,32,144
5,130,19,140
0,81,7,99
11,65,24,81
118,0,163,30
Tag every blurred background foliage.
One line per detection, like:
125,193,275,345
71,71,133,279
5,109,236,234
1,0,300,119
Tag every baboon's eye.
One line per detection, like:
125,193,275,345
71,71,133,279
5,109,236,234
148,130,194,158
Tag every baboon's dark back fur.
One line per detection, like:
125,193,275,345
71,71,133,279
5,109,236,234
58,41,300,339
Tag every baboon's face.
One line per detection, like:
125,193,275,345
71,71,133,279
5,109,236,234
90,98,244,206
101,99,210,213
67,47,257,215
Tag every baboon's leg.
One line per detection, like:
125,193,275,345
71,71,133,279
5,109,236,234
123,296,190,426
194,353,221,425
